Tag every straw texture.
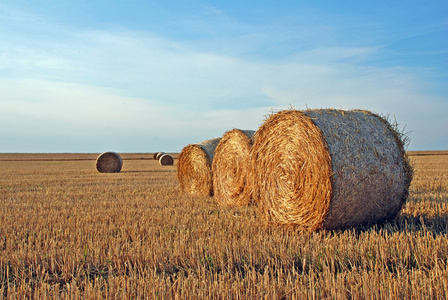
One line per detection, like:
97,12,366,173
159,154,174,166
212,129,255,207
177,138,221,197
251,109,412,231
96,152,123,173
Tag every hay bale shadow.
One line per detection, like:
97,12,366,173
343,213,448,236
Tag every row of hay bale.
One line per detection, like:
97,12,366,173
177,108,413,231
153,152,174,165
96,151,174,173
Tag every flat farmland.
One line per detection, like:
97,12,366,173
1,152,447,299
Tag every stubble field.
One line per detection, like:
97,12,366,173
1,152,447,299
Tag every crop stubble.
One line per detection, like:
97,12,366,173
0,153,447,299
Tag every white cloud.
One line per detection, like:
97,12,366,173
1,8,446,151
0,78,270,152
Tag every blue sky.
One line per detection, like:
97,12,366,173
1,1,447,152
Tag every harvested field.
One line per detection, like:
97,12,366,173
0,152,447,299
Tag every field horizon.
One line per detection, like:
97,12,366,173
1,150,447,158
1,152,447,298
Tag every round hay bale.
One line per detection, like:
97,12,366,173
96,152,123,173
154,152,165,160
251,109,413,231
177,137,221,197
159,153,174,166
212,129,256,207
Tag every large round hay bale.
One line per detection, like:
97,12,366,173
251,109,413,231
96,152,123,173
177,137,221,197
212,129,256,207
159,153,174,166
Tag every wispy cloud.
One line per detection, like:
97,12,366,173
1,3,447,151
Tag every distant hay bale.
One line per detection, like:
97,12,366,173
154,152,165,160
212,129,255,207
96,152,123,173
159,153,174,166
177,137,221,197
251,109,413,231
